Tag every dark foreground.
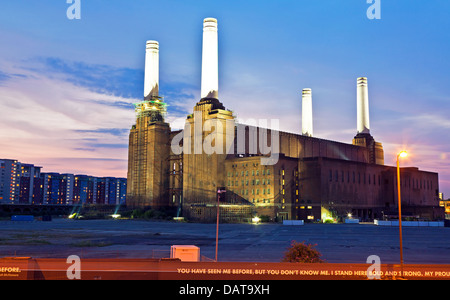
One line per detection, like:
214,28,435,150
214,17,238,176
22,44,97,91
2,256,450,281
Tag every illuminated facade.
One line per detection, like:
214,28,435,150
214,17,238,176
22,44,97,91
0,159,21,204
1,158,126,206
127,18,442,222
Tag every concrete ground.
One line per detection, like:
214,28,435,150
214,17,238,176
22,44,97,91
1,218,450,264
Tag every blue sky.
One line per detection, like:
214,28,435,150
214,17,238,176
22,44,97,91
0,0,449,196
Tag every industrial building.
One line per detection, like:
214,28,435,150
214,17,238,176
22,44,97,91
126,18,442,222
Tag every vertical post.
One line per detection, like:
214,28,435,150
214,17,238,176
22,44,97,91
396,154,404,276
215,187,225,262
215,192,219,262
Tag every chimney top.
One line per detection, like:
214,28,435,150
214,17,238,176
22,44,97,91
357,77,368,86
204,17,218,23
302,88,312,95
203,18,218,29
146,40,159,50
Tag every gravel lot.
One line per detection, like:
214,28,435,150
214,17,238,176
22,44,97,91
1,218,450,264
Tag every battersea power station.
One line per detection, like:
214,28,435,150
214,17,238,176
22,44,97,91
126,18,442,223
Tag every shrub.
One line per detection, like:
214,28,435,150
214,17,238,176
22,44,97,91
259,215,271,222
282,240,324,263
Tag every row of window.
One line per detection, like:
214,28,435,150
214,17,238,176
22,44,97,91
329,169,435,190
400,178,434,190
228,179,271,187
329,170,381,186
228,169,271,177
235,188,272,195
251,199,271,204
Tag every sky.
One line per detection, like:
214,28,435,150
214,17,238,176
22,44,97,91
0,0,449,197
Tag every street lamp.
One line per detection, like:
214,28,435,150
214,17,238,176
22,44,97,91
397,150,407,275
216,187,226,262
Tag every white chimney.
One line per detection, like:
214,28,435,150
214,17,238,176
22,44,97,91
201,18,219,99
357,77,370,134
302,88,313,137
144,40,159,99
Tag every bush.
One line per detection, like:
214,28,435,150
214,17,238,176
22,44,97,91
259,215,271,222
131,208,170,220
282,240,324,263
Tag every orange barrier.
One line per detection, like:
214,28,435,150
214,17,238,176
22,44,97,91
1,257,450,280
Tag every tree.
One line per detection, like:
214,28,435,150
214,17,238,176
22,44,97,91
282,240,324,263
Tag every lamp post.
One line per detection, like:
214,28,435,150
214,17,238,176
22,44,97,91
396,151,407,275
215,187,226,262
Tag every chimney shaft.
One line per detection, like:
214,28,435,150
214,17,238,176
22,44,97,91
357,77,370,134
144,40,159,99
201,18,219,100
302,88,313,137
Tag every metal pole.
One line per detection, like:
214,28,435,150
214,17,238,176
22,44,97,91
215,191,220,262
397,155,404,275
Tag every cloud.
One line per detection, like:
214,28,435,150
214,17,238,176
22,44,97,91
0,58,137,177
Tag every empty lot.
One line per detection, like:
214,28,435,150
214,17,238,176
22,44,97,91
1,219,450,264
